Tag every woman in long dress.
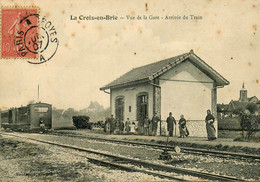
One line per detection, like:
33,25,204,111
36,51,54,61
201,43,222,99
178,114,188,138
205,110,217,141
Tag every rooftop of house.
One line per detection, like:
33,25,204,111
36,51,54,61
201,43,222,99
228,100,249,110
248,96,259,101
87,101,96,109
100,50,229,90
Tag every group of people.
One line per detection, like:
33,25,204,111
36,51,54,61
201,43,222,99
104,116,137,135
104,109,217,141
104,114,159,135
161,109,217,141
166,112,189,138
104,115,123,134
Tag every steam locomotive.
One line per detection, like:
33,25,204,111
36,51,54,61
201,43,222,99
1,102,52,131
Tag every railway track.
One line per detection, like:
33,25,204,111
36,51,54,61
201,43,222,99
1,132,242,181
50,132,260,160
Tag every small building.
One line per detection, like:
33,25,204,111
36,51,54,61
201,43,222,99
100,50,229,137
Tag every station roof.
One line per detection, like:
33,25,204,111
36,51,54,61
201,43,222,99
100,50,229,90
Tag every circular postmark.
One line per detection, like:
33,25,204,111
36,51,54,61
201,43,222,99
14,14,59,64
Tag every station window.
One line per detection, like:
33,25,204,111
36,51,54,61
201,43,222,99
115,97,124,122
136,92,148,121
129,106,131,112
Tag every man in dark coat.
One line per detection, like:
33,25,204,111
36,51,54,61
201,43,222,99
166,112,176,137
104,117,108,132
143,116,150,136
151,112,160,136
109,115,116,135
119,120,124,134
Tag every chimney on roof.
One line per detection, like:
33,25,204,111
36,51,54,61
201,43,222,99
190,49,194,53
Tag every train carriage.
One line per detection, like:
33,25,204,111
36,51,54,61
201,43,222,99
1,102,52,131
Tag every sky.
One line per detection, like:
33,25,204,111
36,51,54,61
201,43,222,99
0,0,259,110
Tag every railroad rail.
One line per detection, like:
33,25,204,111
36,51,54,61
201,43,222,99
1,132,242,181
50,132,260,160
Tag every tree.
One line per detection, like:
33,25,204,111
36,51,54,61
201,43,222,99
63,108,78,120
233,107,244,115
246,103,258,114
240,112,259,139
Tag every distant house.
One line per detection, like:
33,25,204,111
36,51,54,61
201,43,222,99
100,50,229,137
86,101,97,112
80,101,105,113
247,96,259,103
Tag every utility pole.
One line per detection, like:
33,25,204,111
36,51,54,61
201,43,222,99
38,84,40,101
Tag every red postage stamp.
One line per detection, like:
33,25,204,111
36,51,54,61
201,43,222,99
1,8,38,58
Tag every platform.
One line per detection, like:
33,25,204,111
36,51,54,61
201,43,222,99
53,129,260,154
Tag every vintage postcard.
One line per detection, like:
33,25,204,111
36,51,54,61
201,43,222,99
0,0,259,181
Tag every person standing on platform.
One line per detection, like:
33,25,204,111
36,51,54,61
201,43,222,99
152,112,160,136
109,115,116,135
119,120,124,134
138,116,144,135
104,117,108,132
143,116,150,136
166,112,176,137
178,114,188,138
125,118,131,134
205,110,217,141
129,122,136,134
39,119,45,134
114,118,120,134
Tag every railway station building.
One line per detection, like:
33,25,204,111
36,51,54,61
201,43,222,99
100,50,229,137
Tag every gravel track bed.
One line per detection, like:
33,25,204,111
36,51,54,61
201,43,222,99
0,134,175,181
12,133,260,180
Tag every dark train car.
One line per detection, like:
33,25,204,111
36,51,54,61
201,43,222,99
1,102,52,131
